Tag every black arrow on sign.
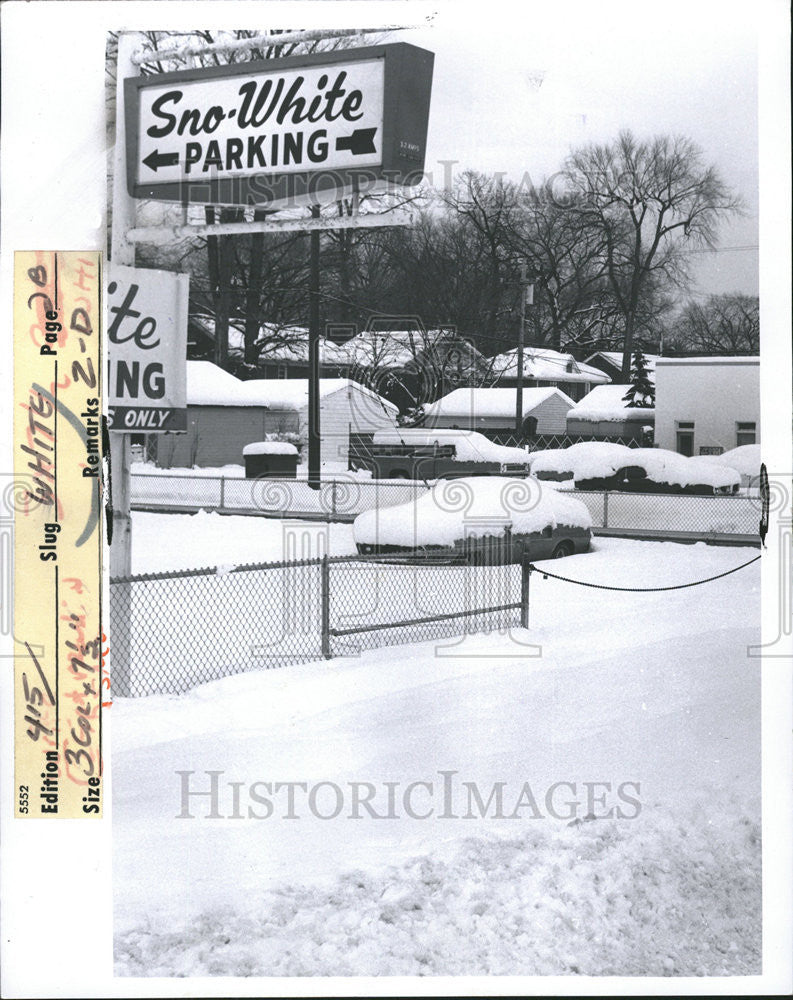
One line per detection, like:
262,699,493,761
142,149,180,172
335,128,378,156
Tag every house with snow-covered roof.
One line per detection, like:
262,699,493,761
486,347,610,401
584,351,660,385
565,384,655,443
153,361,399,470
422,386,576,439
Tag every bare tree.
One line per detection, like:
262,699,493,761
565,131,743,379
668,293,759,355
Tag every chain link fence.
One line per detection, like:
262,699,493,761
571,489,760,537
129,471,760,540
109,553,526,697
131,473,427,518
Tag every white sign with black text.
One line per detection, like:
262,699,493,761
135,59,385,185
107,265,189,432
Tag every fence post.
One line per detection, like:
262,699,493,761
219,476,225,511
520,555,531,628
321,554,331,659
331,480,337,517
603,490,609,529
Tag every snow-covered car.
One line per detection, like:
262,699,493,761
530,442,741,495
354,476,592,562
367,428,531,480
697,443,760,487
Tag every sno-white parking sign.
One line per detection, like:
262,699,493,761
125,43,434,206
107,265,189,432
136,60,383,184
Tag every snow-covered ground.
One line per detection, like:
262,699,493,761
113,530,761,977
130,510,357,575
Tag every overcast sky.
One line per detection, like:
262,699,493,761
398,0,760,298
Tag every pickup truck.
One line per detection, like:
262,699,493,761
367,428,531,481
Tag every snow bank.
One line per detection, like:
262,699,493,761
568,384,655,422
242,441,298,457
423,386,573,420
353,477,592,547
530,443,741,490
131,511,357,574
372,428,529,465
115,803,760,977
131,462,247,478
112,538,761,975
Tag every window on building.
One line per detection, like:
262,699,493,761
277,364,288,379
736,422,757,447
676,421,695,457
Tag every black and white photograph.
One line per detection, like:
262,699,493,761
1,0,791,995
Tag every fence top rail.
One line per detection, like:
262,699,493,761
572,489,760,503
131,471,760,499
130,472,430,487
109,551,468,586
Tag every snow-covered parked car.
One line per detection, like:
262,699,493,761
530,442,741,495
698,443,760,487
367,428,530,480
354,476,592,562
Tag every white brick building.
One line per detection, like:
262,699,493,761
653,356,760,455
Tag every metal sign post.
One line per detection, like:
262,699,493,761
308,205,321,488
514,265,528,438
110,32,138,587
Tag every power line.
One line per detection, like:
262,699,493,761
688,245,759,254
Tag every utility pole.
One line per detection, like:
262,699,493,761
514,266,533,438
308,204,321,489
109,31,137,697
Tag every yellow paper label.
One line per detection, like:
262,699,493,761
13,251,105,818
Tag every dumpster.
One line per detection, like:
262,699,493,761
243,441,299,479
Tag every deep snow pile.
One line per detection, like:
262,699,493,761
112,538,760,977
372,428,529,464
353,476,591,547
529,443,740,489
131,511,357,574
115,804,760,977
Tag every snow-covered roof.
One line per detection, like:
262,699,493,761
567,384,655,422
186,361,267,406
241,377,399,412
371,428,529,464
488,348,610,384
353,477,592,547
586,351,660,374
186,362,398,412
423,386,574,421
654,356,759,366
530,442,740,489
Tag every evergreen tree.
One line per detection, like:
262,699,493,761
622,350,655,407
